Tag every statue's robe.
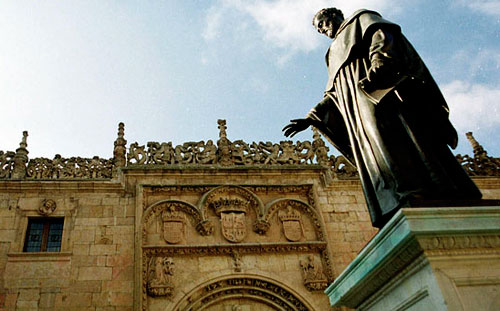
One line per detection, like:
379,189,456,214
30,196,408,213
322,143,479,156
308,10,482,228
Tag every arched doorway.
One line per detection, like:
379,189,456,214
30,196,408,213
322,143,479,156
173,274,314,311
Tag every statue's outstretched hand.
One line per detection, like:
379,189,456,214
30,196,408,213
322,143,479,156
282,119,313,138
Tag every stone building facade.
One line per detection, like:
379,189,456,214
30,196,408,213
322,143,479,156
0,121,498,311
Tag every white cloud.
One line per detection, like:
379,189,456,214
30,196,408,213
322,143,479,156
204,0,398,57
450,49,500,78
203,6,224,41
442,80,500,134
455,0,500,17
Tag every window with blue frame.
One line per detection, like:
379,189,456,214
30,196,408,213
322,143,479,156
23,217,64,252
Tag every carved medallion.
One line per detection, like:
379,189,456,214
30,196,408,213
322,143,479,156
278,206,303,242
221,212,246,243
38,199,57,216
162,207,185,244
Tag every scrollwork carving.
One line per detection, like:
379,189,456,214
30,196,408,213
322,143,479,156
26,155,113,179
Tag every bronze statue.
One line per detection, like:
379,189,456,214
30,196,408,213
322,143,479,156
283,8,482,228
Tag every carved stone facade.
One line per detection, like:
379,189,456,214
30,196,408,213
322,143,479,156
0,121,498,310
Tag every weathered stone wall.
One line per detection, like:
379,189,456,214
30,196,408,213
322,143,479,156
0,181,134,311
0,168,498,311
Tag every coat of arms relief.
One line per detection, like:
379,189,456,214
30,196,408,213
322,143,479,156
161,206,185,244
212,197,250,243
278,206,304,242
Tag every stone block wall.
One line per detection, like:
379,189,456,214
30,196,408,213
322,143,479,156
0,168,497,311
0,181,135,311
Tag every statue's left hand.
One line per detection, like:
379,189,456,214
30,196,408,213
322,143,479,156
283,119,313,138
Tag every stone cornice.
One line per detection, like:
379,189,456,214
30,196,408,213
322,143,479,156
0,180,123,192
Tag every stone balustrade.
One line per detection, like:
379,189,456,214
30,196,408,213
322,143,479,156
0,121,498,180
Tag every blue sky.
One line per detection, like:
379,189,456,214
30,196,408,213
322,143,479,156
0,0,498,159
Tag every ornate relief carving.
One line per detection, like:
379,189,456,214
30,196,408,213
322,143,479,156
329,154,358,178
212,198,249,243
300,255,328,291
3,124,499,179
230,250,243,272
265,199,325,241
38,199,57,216
312,129,329,165
178,277,310,311
26,155,113,179
0,150,15,179
142,201,207,244
161,207,185,244
252,219,270,235
146,256,174,297
195,219,214,236
279,206,304,242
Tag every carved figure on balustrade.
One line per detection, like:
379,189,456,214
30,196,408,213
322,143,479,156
231,140,250,165
278,141,300,164
128,142,147,165
261,142,280,165
197,140,217,164
148,142,174,164
296,141,314,164
51,154,64,179
0,151,14,178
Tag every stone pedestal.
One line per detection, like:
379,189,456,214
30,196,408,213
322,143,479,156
325,206,500,311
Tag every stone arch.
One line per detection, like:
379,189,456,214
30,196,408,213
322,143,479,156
172,274,314,311
198,185,264,219
264,199,325,241
142,200,210,242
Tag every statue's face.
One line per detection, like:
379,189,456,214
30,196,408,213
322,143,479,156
313,14,342,39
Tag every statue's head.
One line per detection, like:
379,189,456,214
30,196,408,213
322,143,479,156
313,8,344,39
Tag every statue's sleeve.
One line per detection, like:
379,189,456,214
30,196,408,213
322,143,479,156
366,28,407,87
306,96,355,164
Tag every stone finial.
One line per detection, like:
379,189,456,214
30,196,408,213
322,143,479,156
217,119,232,166
20,131,28,149
113,122,127,174
466,132,486,157
12,131,29,179
217,119,227,139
